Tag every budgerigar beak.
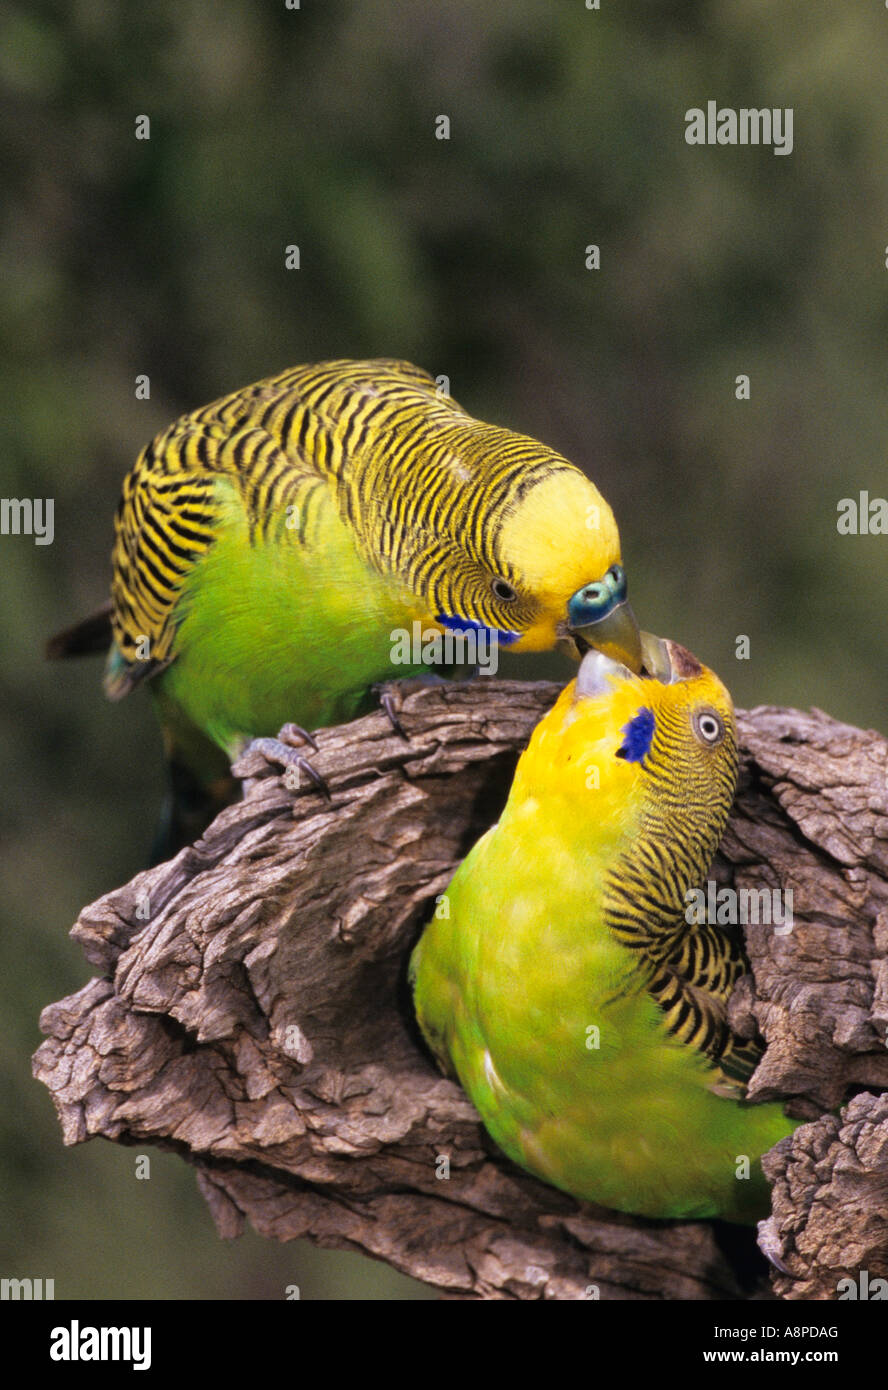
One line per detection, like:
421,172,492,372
575,631,701,699
568,599,643,674
639,632,704,683
638,631,675,682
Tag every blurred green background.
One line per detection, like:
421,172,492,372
1,0,886,1299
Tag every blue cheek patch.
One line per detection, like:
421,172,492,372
617,706,655,763
436,613,521,645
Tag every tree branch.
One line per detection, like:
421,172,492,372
33,681,888,1300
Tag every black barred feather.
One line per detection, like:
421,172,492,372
602,696,760,1089
107,359,577,686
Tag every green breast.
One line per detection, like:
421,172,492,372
157,477,427,754
410,816,796,1224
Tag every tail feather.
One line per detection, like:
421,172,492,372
46,602,113,659
150,759,239,865
151,694,240,863
47,609,238,862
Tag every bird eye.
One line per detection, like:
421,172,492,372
492,578,518,602
693,709,724,745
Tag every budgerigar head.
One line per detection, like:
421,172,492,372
510,635,739,857
408,462,642,671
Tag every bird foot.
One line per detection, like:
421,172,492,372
378,689,408,740
241,726,331,800
375,673,474,740
276,722,319,753
756,1216,793,1276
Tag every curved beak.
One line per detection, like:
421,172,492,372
638,630,674,682
639,632,703,683
568,600,643,674
574,631,706,701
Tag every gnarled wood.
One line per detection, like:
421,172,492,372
33,681,888,1299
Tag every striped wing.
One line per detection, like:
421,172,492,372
604,850,764,1092
106,355,580,698
107,360,444,696
646,923,764,1090
107,409,330,698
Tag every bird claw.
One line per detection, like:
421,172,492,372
243,735,331,801
379,690,408,741
276,722,319,753
756,1216,793,1276
375,673,470,741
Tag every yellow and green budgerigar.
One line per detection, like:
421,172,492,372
49,359,642,853
410,638,798,1222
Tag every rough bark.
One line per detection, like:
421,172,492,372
33,680,888,1300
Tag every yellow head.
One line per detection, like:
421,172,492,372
334,365,642,670
414,463,642,670
511,637,739,858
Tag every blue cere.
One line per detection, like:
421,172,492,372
436,613,521,645
617,706,656,763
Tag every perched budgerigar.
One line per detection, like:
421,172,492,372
49,359,641,853
410,638,797,1222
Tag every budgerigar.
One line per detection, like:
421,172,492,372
410,638,797,1222
49,359,641,853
